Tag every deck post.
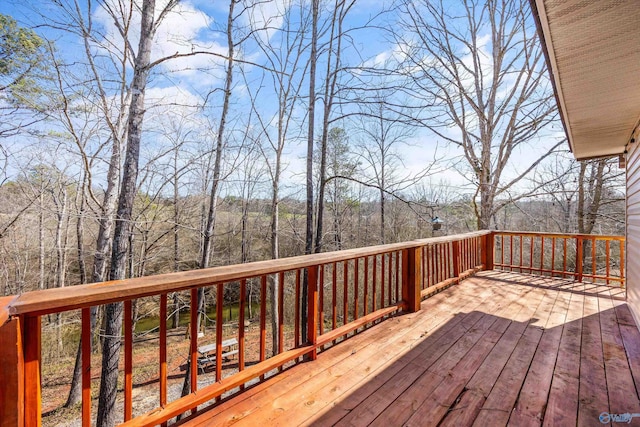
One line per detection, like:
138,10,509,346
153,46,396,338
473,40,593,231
23,315,41,427
576,236,584,282
306,265,319,360
402,247,422,312
482,232,494,270
0,316,25,427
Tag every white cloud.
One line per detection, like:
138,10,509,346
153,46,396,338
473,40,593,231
93,0,225,78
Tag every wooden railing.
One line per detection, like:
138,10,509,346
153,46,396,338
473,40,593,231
493,231,625,286
0,231,492,427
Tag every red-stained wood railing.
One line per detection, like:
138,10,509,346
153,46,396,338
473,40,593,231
493,231,625,287
0,231,492,427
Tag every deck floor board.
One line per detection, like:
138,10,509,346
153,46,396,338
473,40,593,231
178,271,640,427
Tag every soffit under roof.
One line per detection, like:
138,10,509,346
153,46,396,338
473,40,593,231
532,0,640,160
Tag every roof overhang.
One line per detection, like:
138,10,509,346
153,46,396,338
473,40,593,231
531,0,640,160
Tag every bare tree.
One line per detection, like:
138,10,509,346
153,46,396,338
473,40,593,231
243,0,313,356
575,158,623,235
395,0,561,229
358,99,414,244
314,0,355,253
533,155,624,234
98,1,176,425
302,0,320,344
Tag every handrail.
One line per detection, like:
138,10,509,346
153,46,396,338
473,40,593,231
494,230,624,241
6,231,492,317
493,231,625,287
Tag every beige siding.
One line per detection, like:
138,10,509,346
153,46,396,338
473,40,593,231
627,142,640,326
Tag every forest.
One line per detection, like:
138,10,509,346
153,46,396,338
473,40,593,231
0,0,626,425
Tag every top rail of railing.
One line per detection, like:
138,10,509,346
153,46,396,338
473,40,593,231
494,230,625,241
3,231,492,319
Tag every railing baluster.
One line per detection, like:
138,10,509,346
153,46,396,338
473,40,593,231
519,235,523,273
592,237,597,280
421,247,427,289
620,239,625,287
259,276,267,381
529,236,534,274
363,256,369,316
307,265,319,361
295,271,301,347
472,237,476,268
431,245,436,285
395,251,400,302
124,300,133,421
443,243,448,280
563,238,568,279
453,240,460,281
464,239,468,271
354,258,359,320
319,265,325,335
606,240,611,285
342,261,348,326
216,283,223,382
445,242,451,279
442,243,447,281
260,276,267,364
239,279,246,373
387,252,393,305
190,288,198,394
437,244,442,282
278,271,284,354
382,253,386,308
576,237,584,282
551,237,556,277
159,294,167,423
436,244,439,281
332,263,337,331
81,308,91,427
509,235,514,272
372,255,377,312
540,236,545,274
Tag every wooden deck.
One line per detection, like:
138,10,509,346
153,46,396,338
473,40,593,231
179,270,639,427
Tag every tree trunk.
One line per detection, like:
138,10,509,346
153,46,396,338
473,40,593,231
76,175,87,285
180,0,236,405
97,1,156,424
54,185,69,355
302,0,319,344
65,131,121,409
38,189,45,291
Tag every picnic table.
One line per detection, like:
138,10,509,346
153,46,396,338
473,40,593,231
197,338,239,372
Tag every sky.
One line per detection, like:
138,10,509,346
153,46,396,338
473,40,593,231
0,0,570,203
